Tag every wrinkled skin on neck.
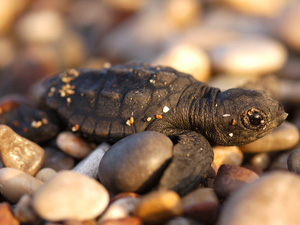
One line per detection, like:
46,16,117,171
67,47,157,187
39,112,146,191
209,88,287,146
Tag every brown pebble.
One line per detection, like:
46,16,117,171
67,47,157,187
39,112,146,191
133,190,183,224
240,121,300,153
35,168,57,182
63,219,97,225
250,152,271,170
43,147,75,171
0,125,45,175
56,131,92,159
100,217,142,225
182,188,219,224
214,164,259,198
0,202,19,225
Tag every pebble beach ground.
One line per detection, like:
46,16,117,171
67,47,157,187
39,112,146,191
1,0,300,224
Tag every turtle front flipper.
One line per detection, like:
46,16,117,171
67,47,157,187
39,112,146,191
158,130,214,196
0,104,62,143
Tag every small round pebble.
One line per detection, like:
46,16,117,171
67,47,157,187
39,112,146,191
213,146,243,169
240,121,300,153
0,168,44,203
56,131,92,159
0,125,45,175
33,170,109,221
35,168,57,182
73,142,110,178
214,164,259,199
209,36,287,75
99,131,173,193
152,43,211,82
287,149,300,174
218,171,300,225
250,152,271,170
133,190,183,224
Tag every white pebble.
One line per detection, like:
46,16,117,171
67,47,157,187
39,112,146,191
73,142,110,178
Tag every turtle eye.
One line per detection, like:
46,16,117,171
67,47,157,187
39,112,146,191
242,108,267,130
248,112,262,126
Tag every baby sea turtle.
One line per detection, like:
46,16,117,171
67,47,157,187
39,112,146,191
0,63,287,195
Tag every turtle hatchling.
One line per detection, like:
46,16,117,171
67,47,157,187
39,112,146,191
0,63,287,195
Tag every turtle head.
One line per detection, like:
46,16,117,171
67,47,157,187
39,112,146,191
212,88,287,146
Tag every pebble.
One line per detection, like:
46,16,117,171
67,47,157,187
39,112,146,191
35,168,57,182
0,37,15,68
0,168,44,203
213,146,243,169
102,0,146,12
152,44,210,82
218,171,300,225
98,197,141,223
165,217,204,225
249,152,271,170
42,147,75,171
240,121,300,153
214,164,259,199
0,125,45,175
13,194,40,224
0,202,19,225
33,170,109,221
269,151,290,171
133,190,183,224
100,217,142,225
209,36,287,75
277,2,300,52
220,0,285,17
0,0,31,35
182,188,219,224
15,10,64,43
99,131,173,193
56,131,92,159
287,149,300,174
73,142,110,178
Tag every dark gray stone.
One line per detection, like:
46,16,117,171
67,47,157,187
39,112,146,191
98,131,173,193
288,149,300,174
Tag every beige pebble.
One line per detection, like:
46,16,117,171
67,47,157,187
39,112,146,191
35,168,57,182
15,10,65,43
14,194,40,224
0,202,19,225
0,168,44,203
213,146,243,169
208,74,256,91
209,36,287,75
33,170,109,221
0,125,45,175
98,197,141,223
219,0,285,17
240,121,300,153
152,44,210,82
0,0,31,34
56,131,92,159
214,164,259,199
277,2,300,52
218,171,300,225
163,0,202,28
182,188,219,224
250,153,271,170
133,190,183,224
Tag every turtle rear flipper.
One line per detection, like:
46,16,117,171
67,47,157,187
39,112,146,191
0,104,62,143
158,131,214,196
